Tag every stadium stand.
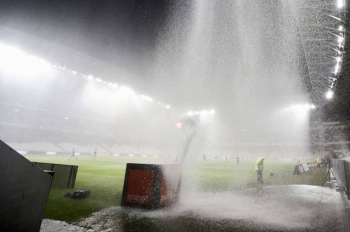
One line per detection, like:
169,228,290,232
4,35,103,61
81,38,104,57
104,144,142,155
7,142,63,152
58,143,108,154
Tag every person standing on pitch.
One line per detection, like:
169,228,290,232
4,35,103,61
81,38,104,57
255,157,264,184
69,148,78,160
92,148,97,160
236,155,240,165
297,157,300,164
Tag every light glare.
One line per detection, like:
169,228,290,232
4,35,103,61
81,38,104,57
337,0,344,8
141,95,154,102
326,90,334,99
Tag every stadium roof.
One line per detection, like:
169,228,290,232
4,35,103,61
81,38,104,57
0,0,348,112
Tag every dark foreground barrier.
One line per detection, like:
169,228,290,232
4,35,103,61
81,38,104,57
0,140,53,232
332,159,350,199
121,163,181,209
33,162,78,188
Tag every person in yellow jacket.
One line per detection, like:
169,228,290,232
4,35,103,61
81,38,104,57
255,157,264,184
315,157,320,167
297,157,300,164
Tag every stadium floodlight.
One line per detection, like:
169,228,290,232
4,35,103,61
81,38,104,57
95,78,102,83
336,57,342,63
311,104,316,109
141,95,154,102
120,86,135,95
87,75,94,80
187,111,194,117
0,43,52,77
338,36,344,43
201,110,209,115
339,25,344,31
72,71,77,75
165,105,170,109
303,104,311,110
337,0,344,8
326,90,334,99
64,117,69,120
334,63,340,73
209,109,215,114
107,82,113,87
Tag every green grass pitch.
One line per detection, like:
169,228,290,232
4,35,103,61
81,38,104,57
26,155,327,223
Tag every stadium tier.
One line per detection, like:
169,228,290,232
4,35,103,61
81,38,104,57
7,142,63,152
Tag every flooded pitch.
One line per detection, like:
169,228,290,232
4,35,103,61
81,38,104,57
42,185,350,231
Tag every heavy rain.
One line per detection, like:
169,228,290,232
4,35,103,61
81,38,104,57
0,0,349,231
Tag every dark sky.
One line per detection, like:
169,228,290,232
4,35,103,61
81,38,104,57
0,0,168,77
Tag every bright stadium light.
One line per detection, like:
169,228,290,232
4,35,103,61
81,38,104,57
95,78,102,83
210,109,216,114
0,43,52,77
326,90,334,99
338,36,344,43
72,71,77,75
336,57,342,63
119,86,135,95
334,63,340,73
165,105,170,109
311,104,316,109
107,82,113,87
337,0,344,8
87,75,94,80
339,25,344,31
141,95,154,102
187,111,194,116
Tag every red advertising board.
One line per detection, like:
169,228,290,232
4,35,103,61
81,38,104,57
160,176,179,204
121,163,181,209
126,170,154,205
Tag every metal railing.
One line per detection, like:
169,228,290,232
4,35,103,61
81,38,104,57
332,159,350,200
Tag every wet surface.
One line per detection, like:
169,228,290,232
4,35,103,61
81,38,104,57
41,185,350,231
